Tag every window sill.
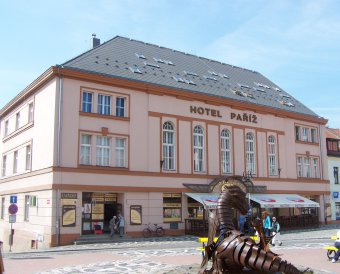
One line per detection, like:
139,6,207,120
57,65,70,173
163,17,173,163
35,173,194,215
79,111,130,121
2,122,34,142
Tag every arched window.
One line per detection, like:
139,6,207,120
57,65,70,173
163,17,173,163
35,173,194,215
193,126,205,172
162,122,175,170
221,129,232,174
268,135,277,176
245,132,256,175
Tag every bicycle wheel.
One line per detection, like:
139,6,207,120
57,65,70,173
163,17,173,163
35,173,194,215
143,228,151,238
156,228,164,237
327,250,335,260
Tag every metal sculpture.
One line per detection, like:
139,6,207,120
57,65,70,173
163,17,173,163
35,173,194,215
199,180,313,274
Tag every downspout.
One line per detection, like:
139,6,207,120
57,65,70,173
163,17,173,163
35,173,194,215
319,124,326,224
56,67,63,246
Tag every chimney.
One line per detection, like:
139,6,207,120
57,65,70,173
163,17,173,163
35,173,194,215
92,34,100,48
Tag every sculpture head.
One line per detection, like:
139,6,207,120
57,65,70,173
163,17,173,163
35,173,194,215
226,185,249,215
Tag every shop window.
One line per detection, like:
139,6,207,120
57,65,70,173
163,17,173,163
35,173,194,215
336,202,340,220
187,197,203,219
163,193,182,222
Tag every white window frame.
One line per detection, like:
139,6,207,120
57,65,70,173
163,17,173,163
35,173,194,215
221,129,232,174
311,128,317,143
116,97,126,117
1,197,5,220
80,134,92,165
246,132,256,175
96,136,110,166
26,145,31,171
4,120,9,137
82,91,93,113
162,122,176,171
302,127,309,142
2,155,6,177
28,102,34,123
312,158,319,178
24,195,30,221
98,94,111,115
193,126,205,172
304,157,311,177
295,126,301,141
115,138,126,167
297,156,303,177
13,150,18,174
268,135,277,176
15,112,20,130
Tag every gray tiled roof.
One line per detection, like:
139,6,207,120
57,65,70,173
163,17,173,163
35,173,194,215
62,36,318,117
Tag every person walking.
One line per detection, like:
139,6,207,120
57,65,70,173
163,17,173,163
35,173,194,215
332,230,340,263
117,212,125,237
109,215,117,238
262,211,272,237
271,216,282,246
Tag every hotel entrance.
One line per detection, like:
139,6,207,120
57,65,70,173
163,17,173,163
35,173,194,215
82,192,122,234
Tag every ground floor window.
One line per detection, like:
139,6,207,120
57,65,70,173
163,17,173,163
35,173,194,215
335,202,340,220
163,193,182,222
187,197,203,219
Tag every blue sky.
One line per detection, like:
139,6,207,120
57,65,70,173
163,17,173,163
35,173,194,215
1,0,339,128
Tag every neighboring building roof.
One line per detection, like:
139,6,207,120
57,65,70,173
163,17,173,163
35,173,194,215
326,127,340,139
63,36,319,118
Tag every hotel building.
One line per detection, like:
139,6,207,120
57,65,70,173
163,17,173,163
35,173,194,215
0,36,329,251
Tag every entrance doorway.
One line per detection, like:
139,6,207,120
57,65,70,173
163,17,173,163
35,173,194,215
104,203,118,233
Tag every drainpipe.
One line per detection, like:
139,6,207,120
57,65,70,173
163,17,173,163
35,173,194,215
319,124,327,224
56,67,63,246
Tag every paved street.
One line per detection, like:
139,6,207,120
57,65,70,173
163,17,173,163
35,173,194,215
2,226,340,274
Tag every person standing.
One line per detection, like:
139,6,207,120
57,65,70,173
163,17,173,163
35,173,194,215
109,215,117,238
271,216,282,246
239,214,246,233
332,230,340,263
117,212,125,237
263,211,272,237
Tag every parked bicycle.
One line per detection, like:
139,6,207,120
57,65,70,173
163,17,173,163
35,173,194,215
142,223,165,238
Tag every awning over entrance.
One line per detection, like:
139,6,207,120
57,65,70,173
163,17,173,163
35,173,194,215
249,194,319,208
185,193,219,209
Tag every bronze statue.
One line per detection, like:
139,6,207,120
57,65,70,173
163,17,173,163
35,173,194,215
199,179,313,274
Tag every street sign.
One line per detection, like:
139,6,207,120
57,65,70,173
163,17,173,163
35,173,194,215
8,204,18,215
9,214,16,223
10,195,17,204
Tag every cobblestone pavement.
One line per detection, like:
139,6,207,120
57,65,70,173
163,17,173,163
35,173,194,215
3,225,340,274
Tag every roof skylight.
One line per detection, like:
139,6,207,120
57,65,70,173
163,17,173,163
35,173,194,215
204,75,218,81
129,67,142,74
208,70,218,76
238,84,250,89
135,53,146,59
219,73,230,79
279,100,295,107
172,76,196,85
144,61,160,68
153,57,165,63
164,60,174,65
184,71,198,77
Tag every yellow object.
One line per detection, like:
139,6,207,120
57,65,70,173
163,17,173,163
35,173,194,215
323,246,338,251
